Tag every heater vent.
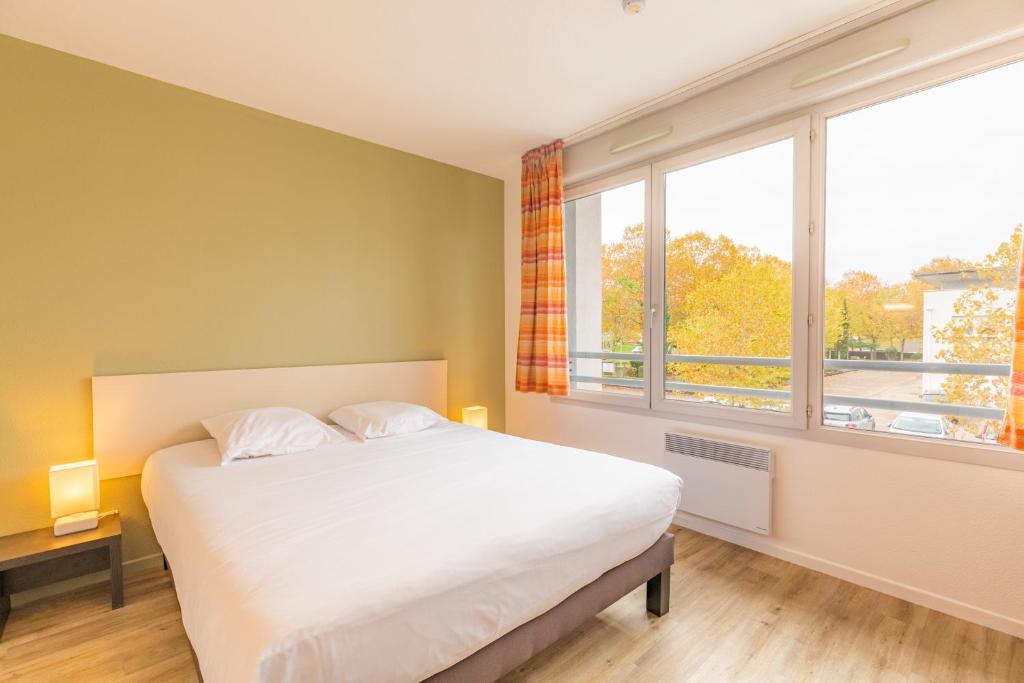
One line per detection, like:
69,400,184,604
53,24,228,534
665,432,770,472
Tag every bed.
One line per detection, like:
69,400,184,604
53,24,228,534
93,361,682,683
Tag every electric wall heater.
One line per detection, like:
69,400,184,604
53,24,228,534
664,432,773,535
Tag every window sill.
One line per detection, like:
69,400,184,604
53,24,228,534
551,394,1024,472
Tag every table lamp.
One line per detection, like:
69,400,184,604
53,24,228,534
49,459,100,536
462,405,488,429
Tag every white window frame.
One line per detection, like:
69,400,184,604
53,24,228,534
804,48,1024,471
563,165,652,410
558,39,1024,472
650,117,811,430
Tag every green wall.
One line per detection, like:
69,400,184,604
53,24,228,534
0,35,505,562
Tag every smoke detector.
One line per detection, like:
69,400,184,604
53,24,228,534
623,0,645,14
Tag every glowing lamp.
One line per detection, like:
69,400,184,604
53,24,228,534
49,459,100,536
462,405,488,430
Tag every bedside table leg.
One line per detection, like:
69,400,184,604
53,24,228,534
109,537,124,609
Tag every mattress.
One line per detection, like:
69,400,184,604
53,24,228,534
141,422,682,683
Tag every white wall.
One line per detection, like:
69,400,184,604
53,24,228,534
502,169,1024,638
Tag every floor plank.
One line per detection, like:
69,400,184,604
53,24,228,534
1,528,1020,682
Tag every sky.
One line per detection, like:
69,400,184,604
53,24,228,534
590,58,1024,285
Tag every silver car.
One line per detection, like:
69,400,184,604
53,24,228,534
823,405,876,430
887,412,951,439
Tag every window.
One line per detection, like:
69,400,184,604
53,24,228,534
654,126,806,423
560,53,1024,460
822,59,1024,444
564,168,650,404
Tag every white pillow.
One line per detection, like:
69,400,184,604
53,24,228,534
328,401,445,439
201,407,339,464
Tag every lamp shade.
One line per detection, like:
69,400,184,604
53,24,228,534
49,459,100,519
462,405,488,429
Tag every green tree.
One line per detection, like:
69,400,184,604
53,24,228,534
601,223,645,350
824,288,851,359
915,256,977,274
880,279,926,360
831,271,888,358
935,225,1022,414
657,232,792,401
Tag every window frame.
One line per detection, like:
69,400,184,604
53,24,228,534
563,165,653,410
804,50,1024,469
650,117,811,430
557,44,1024,472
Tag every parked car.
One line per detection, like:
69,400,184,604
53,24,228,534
887,412,951,439
823,405,876,430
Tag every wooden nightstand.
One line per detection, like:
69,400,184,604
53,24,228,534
0,513,122,640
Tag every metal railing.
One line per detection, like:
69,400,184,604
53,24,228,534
823,359,1009,376
571,350,790,367
572,375,789,399
568,351,1008,419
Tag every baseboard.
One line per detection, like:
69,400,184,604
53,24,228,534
9,552,164,608
673,511,1024,639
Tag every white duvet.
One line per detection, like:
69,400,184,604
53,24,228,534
141,422,681,683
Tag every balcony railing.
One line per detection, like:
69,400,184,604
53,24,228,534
568,351,1008,419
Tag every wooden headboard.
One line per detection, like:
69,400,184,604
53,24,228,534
92,360,447,479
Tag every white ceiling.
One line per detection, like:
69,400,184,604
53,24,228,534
1,1,897,178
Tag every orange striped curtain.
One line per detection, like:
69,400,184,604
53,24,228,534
999,239,1024,448
516,140,569,396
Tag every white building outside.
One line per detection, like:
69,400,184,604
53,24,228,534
914,269,1014,401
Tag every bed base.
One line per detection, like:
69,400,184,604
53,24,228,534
174,532,675,683
427,533,675,682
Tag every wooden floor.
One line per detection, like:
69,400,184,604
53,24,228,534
1,528,1021,682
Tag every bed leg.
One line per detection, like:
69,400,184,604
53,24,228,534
646,567,670,617
162,554,168,571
